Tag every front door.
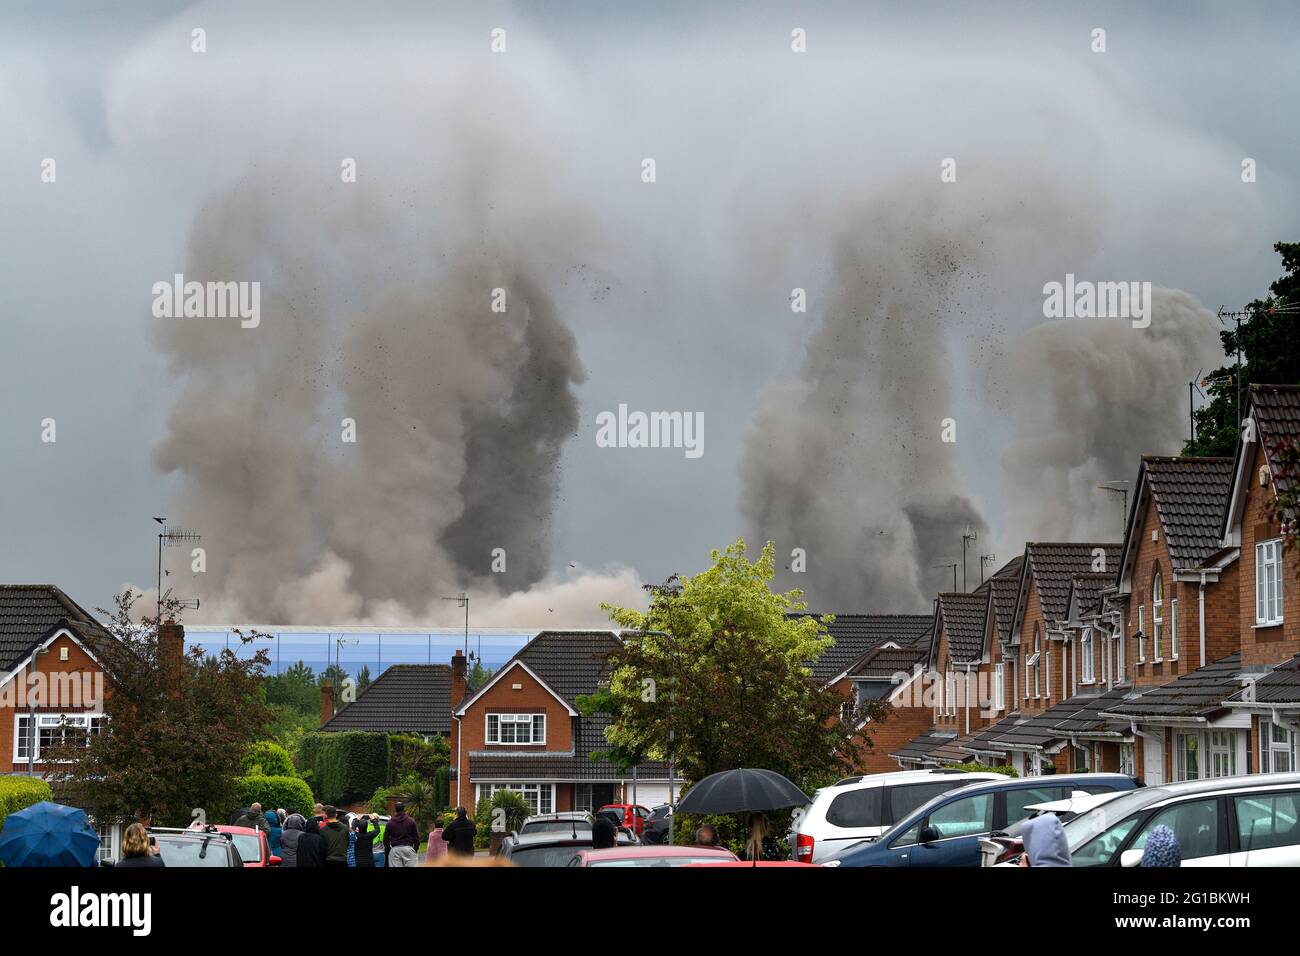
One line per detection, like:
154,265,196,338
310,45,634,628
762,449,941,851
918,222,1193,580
591,784,616,811
1143,735,1165,785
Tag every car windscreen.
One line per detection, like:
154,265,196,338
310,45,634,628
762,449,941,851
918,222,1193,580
588,855,729,867
154,836,236,867
1064,788,1170,852
508,844,588,867
523,821,592,834
229,834,262,862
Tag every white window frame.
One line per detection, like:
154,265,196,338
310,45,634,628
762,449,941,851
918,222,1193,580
1119,742,1136,777
1174,729,1243,781
474,783,555,816
994,663,1005,711
1045,642,1052,701
1151,573,1164,662
1115,624,1126,682
1080,628,1095,684
13,713,105,763
1261,719,1297,773
1256,539,1284,626
484,712,546,746
1169,597,1179,660
1031,630,1042,699
1137,605,1147,663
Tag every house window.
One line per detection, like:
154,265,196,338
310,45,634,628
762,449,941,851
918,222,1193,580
1169,598,1179,660
1045,642,1052,701
485,713,546,745
994,663,1005,711
1175,730,1242,781
1137,605,1146,663
14,714,104,762
1030,628,1042,699
1115,625,1126,681
1175,733,1199,781
1261,719,1297,773
94,822,118,864
945,670,955,718
1256,539,1284,626
1151,573,1164,661
475,783,555,815
1080,628,1095,684
1119,742,1136,777
1073,745,1090,772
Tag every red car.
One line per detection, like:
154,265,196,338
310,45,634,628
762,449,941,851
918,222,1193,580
597,804,652,837
214,825,280,867
568,846,737,867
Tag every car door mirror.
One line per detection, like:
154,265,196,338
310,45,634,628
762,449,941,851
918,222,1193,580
1119,848,1144,868
919,826,940,845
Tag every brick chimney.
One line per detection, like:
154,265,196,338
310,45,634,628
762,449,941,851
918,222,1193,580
158,620,185,695
320,680,335,726
451,649,468,708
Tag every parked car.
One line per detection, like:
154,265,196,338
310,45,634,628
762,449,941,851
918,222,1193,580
568,846,737,867
792,768,1005,863
598,803,652,837
979,790,1126,866
500,828,639,867
822,773,1139,868
215,825,281,867
500,812,593,854
1064,771,1300,867
643,804,672,845
147,826,243,867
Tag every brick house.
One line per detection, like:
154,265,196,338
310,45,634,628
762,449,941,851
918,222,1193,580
0,585,116,860
839,644,930,773
450,631,671,815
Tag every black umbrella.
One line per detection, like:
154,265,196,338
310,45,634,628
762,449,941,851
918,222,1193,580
675,768,809,815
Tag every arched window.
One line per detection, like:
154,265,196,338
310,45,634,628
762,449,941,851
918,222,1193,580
1080,627,1094,683
1152,570,1164,660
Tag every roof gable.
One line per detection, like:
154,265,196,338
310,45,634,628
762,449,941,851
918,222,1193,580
794,613,933,685
1019,543,1122,629
0,585,108,673
321,664,452,735
935,592,988,664
1224,385,1300,541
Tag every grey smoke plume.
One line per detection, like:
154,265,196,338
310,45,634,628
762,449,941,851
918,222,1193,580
999,288,1224,545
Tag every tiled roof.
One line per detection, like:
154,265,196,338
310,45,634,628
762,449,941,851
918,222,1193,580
1068,573,1113,619
1227,652,1300,706
847,645,927,680
512,630,622,706
983,687,1134,751
1101,654,1246,721
986,577,1020,641
927,734,980,764
1253,385,1300,497
794,614,934,684
320,664,451,735
936,592,988,663
1024,543,1122,623
960,715,1016,757
0,585,108,673
468,750,671,782
1143,456,1235,568
890,728,958,763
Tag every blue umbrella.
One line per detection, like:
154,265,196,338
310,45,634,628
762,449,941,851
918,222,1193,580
0,801,102,867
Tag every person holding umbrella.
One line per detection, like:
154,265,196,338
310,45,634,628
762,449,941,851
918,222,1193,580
740,812,785,862
675,768,808,866
0,801,102,868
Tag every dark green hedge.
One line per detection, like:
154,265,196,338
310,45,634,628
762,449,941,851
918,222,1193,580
234,775,315,817
0,777,52,833
241,741,296,778
298,732,390,805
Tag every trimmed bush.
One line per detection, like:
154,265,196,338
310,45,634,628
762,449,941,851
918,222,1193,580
943,761,1018,777
234,775,315,817
297,732,389,805
0,777,52,833
241,740,296,778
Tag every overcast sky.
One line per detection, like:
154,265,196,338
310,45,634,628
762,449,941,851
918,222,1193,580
2,1,1298,626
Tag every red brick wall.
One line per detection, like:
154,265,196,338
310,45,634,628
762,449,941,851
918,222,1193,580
1238,442,1300,667
0,631,105,773
854,691,935,774
1018,581,1056,714
454,662,575,808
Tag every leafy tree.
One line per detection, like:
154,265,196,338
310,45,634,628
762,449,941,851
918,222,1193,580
467,658,495,693
48,590,271,827
474,789,530,848
596,540,889,795
356,664,372,695
1186,242,1300,456
264,660,318,714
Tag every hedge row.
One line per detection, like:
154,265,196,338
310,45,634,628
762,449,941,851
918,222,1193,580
297,732,390,805
0,777,53,833
241,741,296,778
234,775,316,817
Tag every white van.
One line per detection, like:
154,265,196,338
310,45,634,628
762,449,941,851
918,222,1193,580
792,769,1003,863
1065,771,1300,867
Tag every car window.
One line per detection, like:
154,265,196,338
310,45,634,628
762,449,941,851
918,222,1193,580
1235,791,1300,853
229,834,262,862
1006,786,1067,824
1071,817,1140,867
826,787,883,829
154,836,236,867
889,781,961,821
524,821,592,834
1131,798,1220,861
890,820,923,849
927,793,993,840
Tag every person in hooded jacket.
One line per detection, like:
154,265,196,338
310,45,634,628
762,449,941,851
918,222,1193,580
265,809,284,858
295,815,328,868
279,813,307,867
352,813,379,867
319,806,350,868
234,802,271,834
1018,814,1072,867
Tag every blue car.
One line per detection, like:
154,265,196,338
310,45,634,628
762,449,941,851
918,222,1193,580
823,773,1139,868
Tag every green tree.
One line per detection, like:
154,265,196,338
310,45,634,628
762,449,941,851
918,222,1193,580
467,658,495,693
264,660,317,714
596,540,888,794
1185,242,1300,456
48,591,271,827
356,664,372,695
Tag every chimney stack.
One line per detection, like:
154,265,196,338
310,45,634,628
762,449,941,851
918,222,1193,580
451,650,467,707
158,620,185,696
320,680,335,726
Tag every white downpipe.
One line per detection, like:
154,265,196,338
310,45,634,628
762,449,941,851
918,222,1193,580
1198,573,1207,667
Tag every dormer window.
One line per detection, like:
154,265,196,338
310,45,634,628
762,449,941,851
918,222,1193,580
1257,539,1284,626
